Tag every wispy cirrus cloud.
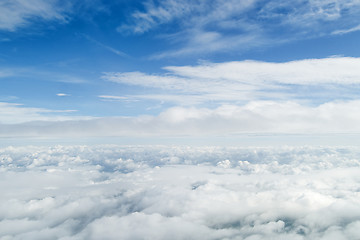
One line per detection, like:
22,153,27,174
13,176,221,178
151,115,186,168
119,0,360,57
332,24,360,35
0,67,88,83
0,0,71,31
0,0,108,32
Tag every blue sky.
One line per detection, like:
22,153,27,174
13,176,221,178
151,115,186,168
1,0,360,141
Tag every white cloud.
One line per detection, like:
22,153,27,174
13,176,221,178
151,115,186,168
56,93,70,97
0,102,90,124
3,100,360,138
103,57,360,104
98,95,127,100
98,95,138,103
1,145,360,239
119,0,360,56
163,57,360,85
3,57,360,138
332,24,360,35
0,0,70,31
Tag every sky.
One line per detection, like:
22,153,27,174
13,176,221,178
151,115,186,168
1,0,360,143
3,2,360,238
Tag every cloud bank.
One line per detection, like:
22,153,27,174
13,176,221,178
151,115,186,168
3,100,360,138
1,145,360,239
103,57,360,104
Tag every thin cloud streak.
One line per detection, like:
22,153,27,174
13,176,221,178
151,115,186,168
82,34,129,57
332,24,360,35
0,67,88,84
0,102,90,124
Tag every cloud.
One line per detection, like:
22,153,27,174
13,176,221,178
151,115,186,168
82,34,129,57
4,57,360,138
0,0,107,32
0,102,90,124
3,100,360,138
0,67,88,84
103,57,360,105
0,0,70,31
2,57,360,138
1,145,360,239
119,0,360,56
56,93,70,97
332,24,360,35
98,95,137,103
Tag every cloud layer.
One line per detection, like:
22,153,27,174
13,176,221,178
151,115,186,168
2,57,360,138
1,145,360,239
119,0,360,56
3,100,360,138
103,57,360,104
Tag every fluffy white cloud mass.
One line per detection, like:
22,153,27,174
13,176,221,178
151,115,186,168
1,145,360,239
103,57,360,104
2,100,360,138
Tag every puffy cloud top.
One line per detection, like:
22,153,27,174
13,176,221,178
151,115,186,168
1,145,360,239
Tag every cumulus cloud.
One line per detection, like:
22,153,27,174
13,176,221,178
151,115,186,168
119,0,360,56
1,145,360,239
